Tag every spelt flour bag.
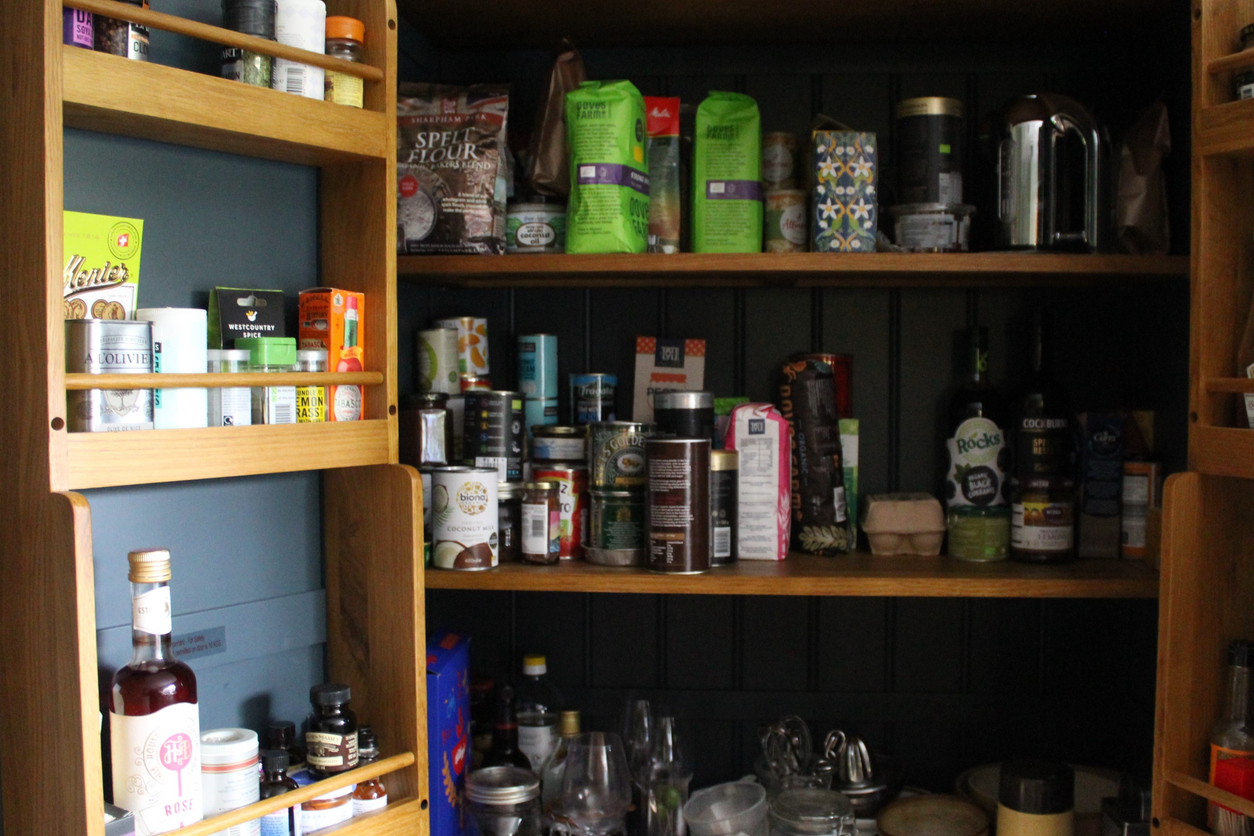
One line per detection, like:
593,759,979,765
397,83,510,254
693,92,762,253
565,80,650,254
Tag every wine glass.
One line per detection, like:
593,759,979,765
559,732,633,836
644,716,692,836
621,698,654,780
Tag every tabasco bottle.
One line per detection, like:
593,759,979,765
110,548,203,835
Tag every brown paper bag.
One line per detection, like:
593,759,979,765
1116,102,1171,255
525,39,586,197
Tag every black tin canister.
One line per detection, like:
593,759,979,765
645,437,711,574
463,390,525,482
896,97,964,204
653,390,716,444
710,450,738,566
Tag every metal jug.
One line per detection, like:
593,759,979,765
996,93,1108,251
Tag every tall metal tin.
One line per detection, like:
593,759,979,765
65,319,154,432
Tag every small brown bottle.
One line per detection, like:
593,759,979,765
265,720,305,771
352,726,388,816
258,749,300,835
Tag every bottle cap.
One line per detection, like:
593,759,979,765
201,728,259,762
1230,640,1254,668
998,760,1074,814
559,710,581,736
326,15,364,41
522,654,547,675
711,450,739,471
266,719,296,748
127,548,172,583
297,348,328,361
261,748,290,771
310,682,352,706
221,0,276,39
524,481,557,492
358,725,379,762
236,336,297,368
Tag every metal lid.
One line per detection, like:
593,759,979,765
710,450,739,471
769,788,854,834
297,349,328,360
896,96,964,119
591,489,644,500
310,682,351,706
432,466,498,475
128,548,171,583
534,425,585,438
498,482,525,499
654,391,714,410
524,481,556,491
465,766,540,805
998,760,1074,814
402,392,450,409
518,332,559,339
590,421,656,432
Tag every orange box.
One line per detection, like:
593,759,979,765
298,287,365,421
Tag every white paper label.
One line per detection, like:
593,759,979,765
714,526,732,558
133,587,172,636
264,386,297,425
296,799,352,833
833,486,848,523
260,808,296,836
1122,512,1147,549
352,795,389,816
1122,473,1150,506
110,702,203,836
517,723,556,771
522,503,549,555
735,417,785,559
475,456,509,483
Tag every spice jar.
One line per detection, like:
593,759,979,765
324,16,365,108
95,0,149,61
207,348,252,427
465,766,543,836
221,0,276,88
498,482,524,563
521,481,561,565
299,784,354,833
306,683,358,779
769,788,856,836
710,450,738,566
296,348,328,423
352,725,388,815
238,337,298,425
200,728,260,823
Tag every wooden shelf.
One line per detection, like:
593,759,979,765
66,420,391,489
1189,425,1254,478
62,45,389,166
167,753,415,836
396,252,1189,288
425,552,1160,598
1165,770,1254,820
1196,100,1254,157
1204,377,1254,393
64,372,384,390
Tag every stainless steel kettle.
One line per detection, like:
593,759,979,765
996,93,1108,251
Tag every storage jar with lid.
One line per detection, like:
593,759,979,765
237,336,298,425
654,391,716,443
996,761,1074,836
769,788,856,836
465,766,543,836
200,727,261,826
221,0,276,87
532,425,587,462
296,348,328,423
324,16,365,107
306,682,358,779
521,481,561,565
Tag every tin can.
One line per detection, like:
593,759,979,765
400,392,452,468
506,202,567,254
532,425,587,463
588,421,655,489
711,450,739,566
653,391,716,443
461,373,492,392
417,327,460,394
587,490,646,567
420,467,433,544
896,97,964,205
517,334,558,399
764,189,807,253
646,438,711,574
65,319,154,432
433,316,490,375
463,390,525,483
431,466,499,570
762,131,798,189
571,373,617,424
886,202,975,253
532,463,590,560
793,353,853,419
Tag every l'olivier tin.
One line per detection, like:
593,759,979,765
65,319,154,432
531,462,589,559
588,421,655,489
430,466,499,570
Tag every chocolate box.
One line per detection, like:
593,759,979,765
812,131,877,253
427,628,470,836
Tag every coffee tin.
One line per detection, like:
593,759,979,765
711,450,739,566
463,390,525,482
533,425,587,462
645,437,712,574
587,490,646,566
588,421,655,489
517,334,558,399
532,463,590,559
65,319,154,432
653,390,716,443
417,327,460,394
431,466,499,570
896,97,965,205
571,373,617,424
433,316,489,375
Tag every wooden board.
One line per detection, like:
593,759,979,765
397,253,1190,288
64,372,384,390
65,420,391,489
425,552,1160,598
1196,101,1254,156
62,46,389,166
1189,425,1254,478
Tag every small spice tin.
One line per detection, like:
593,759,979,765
532,463,590,560
654,390,716,443
646,437,712,574
506,202,567,254
431,466,499,570
588,421,656,489
65,319,154,432
587,490,646,566
463,390,525,483
711,450,739,566
532,425,587,463
571,373,617,424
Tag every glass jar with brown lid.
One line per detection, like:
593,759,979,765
521,481,561,564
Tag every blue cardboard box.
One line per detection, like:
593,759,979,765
812,131,878,252
428,629,471,836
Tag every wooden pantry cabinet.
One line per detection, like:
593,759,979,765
0,1,427,835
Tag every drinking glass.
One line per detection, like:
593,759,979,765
559,732,633,836
621,698,654,779
643,716,692,836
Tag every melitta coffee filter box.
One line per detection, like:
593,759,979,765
63,211,143,320
427,628,470,836
725,403,792,560
299,288,366,421
208,288,285,348
632,336,706,421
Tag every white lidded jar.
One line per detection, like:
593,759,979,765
200,727,261,836
271,0,325,99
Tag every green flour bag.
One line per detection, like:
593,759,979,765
693,92,763,253
565,80,650,254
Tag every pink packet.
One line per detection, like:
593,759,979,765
726,403,792,560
